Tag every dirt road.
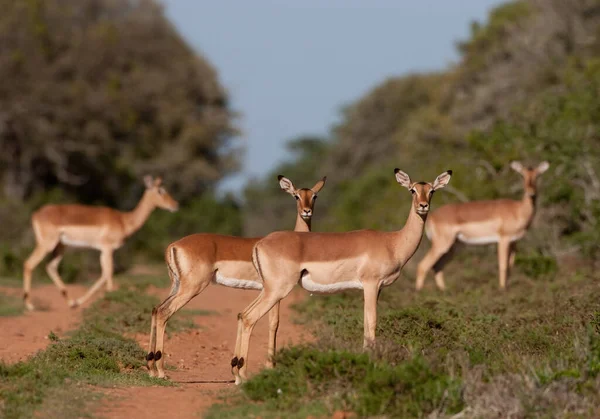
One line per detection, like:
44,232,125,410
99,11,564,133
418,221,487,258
0,283,311,418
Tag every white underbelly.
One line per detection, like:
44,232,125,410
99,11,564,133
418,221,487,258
214,272,263,290
457,233,525,245
299,273,363,294
60,235,97,249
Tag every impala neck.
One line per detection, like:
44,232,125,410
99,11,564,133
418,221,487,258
294,214,311,232
122,191,156,237
520,190,537,227
393,207,427,267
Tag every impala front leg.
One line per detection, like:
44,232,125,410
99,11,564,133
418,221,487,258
265,301,280,368
70,248,114,307
363,283,379,349
498,238,510,290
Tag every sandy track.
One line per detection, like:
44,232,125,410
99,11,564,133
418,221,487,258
0,283,312,418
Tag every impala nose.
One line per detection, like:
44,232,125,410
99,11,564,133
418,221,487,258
419,203,429,211
302,209,312,218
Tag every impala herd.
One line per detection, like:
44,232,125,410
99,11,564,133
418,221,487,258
20,161,549,384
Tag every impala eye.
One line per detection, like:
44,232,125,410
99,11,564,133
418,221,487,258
295,195,300,200
313,195,318,200
410,189,416,195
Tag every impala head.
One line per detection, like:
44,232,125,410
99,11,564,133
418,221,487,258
395,169,452,216
278,175,327,220
510,161,550,198
143,175,179,212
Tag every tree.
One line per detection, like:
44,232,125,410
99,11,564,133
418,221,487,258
0,0,239,207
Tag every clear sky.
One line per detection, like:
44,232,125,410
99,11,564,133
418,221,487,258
161,0,504,192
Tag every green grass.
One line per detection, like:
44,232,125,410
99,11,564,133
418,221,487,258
0,293,23,316
0,275,204,418
83,288,201,335
207,253,600,418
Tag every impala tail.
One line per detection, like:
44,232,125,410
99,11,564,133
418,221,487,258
165,244,181,297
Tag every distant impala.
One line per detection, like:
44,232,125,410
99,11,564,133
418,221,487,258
146,175,326,379
416,161,549,290
23,176,179,310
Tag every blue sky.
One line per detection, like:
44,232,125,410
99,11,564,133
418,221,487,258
161,0,504,192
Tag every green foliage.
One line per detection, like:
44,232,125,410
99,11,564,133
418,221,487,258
83,286,198,336
515,251,558,279
0,324,169,419
209,348,463,418
458,1,532,70
0,0,238,205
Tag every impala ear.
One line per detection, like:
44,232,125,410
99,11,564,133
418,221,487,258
278,175,296,195
394,169,411,189
143,175,154,189
433,170,452,191
536,161,550,174
311,176,327,194
154,177,163,187
510,161,524,174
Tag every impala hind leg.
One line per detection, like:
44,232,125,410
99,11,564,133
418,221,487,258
152,281,209,378
416,239,455,291
265,301,281,368
23,244,52,311
45,243,69,302
431,244,457,291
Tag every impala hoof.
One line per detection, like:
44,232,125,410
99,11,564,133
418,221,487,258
25,302,35,312
68,299,80,309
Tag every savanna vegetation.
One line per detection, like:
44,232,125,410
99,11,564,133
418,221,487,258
215,0,600,417
1,0,600,417
0,0,243,280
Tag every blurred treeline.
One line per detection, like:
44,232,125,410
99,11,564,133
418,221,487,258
1,0,599,282
245,0,600,270
0,0,242,279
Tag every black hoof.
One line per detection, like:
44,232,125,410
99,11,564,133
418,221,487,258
237,357,244,368
154,351,162,361
231,356,238,367
146,352,155,361
23,292,28,301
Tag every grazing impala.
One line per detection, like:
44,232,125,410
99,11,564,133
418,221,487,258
416,161,549,291
23,176,179,311
146,175,326,378
230,169,452,384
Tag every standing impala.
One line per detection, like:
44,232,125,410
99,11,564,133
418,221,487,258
146,175,326,379
23,176,179,311
229,169,452,384
416,161,549,291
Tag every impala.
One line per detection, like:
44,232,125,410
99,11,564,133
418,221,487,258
416,161,549,291
146,175,326,378
229,169,452,384
23,176,179,311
